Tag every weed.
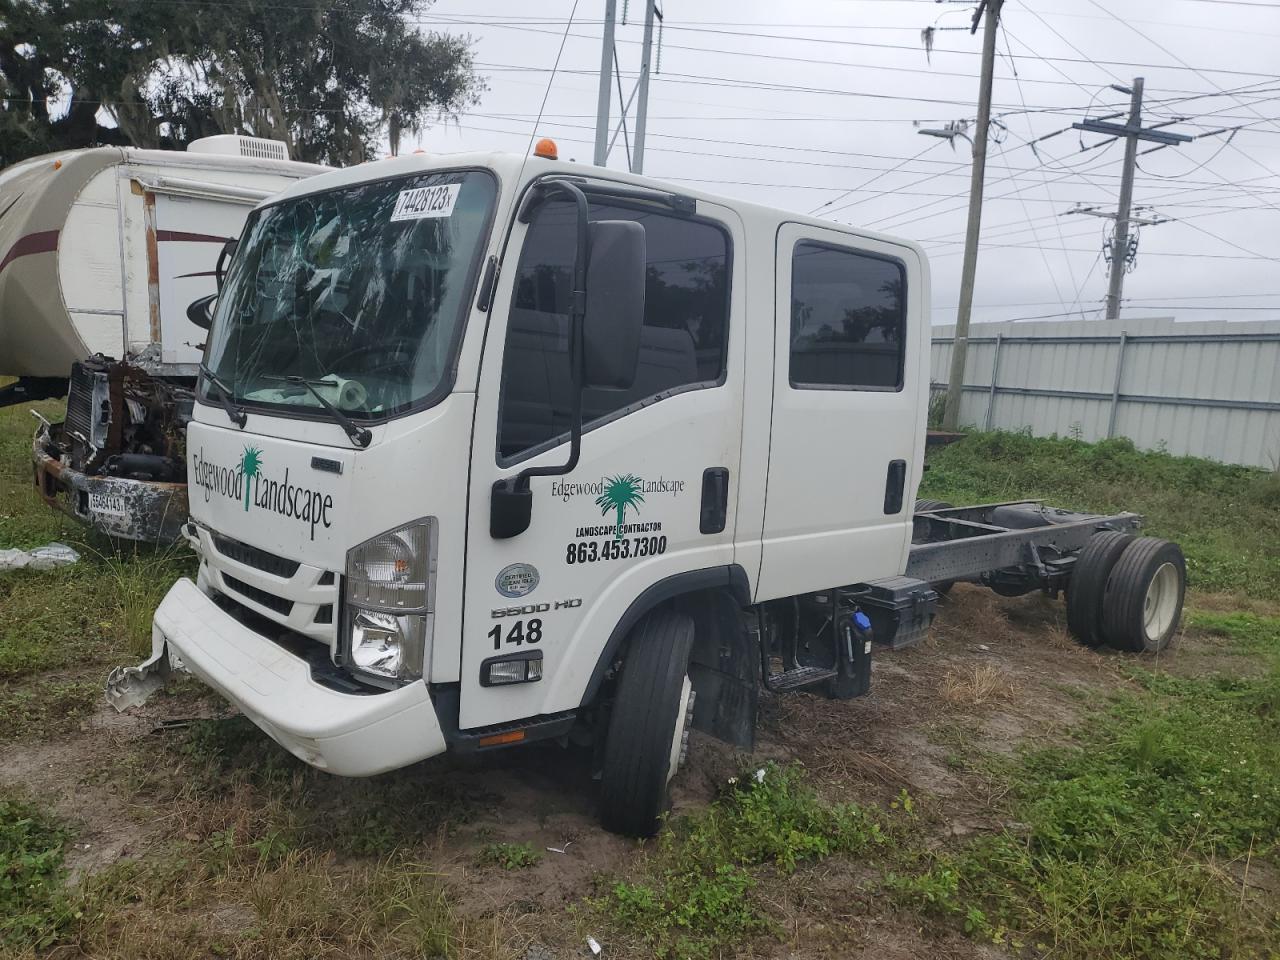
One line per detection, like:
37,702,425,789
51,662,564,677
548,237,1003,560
135,716,488,859
600,763,884,958
938,663,1017,707
0,397,79,551
1187,609,1280,653
477,841,541,870
893,652,1280,958
95,543,194,658
64,848,506,960
0,676,100,741
0,794,73,949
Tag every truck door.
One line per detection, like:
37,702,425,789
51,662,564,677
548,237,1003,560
756,223,927,601
458,188,745,730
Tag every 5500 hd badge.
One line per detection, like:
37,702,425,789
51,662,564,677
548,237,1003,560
191,445,334,540
492,598,581,619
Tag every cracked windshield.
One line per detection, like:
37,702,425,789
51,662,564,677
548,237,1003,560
203,170,496,419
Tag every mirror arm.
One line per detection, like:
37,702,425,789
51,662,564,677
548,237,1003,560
490,181,590,538
510,181,588,493
215,238,237,292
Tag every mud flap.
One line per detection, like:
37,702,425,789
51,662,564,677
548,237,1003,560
685,592,758,751
105,644,186,712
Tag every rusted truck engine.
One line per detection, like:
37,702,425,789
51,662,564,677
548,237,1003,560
33,355,191,543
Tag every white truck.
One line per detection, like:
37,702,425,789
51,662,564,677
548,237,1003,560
107,145,1188,836
0,136,325,540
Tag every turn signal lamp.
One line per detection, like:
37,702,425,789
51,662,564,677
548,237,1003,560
533,137,558,160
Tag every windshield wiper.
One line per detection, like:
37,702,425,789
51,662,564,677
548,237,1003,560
198,363,247,428
266,375,372,449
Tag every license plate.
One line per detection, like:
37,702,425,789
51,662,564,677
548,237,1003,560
88,491,128,519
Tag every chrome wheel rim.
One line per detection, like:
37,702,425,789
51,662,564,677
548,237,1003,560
1143,562,1180,642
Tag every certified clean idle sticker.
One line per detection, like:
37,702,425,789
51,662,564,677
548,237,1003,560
390,183,460,221
495,562,540,599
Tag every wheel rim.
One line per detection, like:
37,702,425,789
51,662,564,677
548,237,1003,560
1142,562,1180,642
667,675,693,784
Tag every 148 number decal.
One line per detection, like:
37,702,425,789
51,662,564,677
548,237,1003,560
489,618,543,651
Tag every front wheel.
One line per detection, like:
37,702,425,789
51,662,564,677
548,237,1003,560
599,609,696,837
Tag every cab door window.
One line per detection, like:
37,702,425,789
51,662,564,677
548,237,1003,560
497,198,731,463
789,241,906,391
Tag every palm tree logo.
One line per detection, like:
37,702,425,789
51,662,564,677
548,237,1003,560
240,446,263,511
595,474,645,540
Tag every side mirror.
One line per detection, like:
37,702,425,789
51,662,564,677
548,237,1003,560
186,293,216,330
583,220,646,390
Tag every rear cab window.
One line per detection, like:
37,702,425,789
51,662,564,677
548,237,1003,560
789,240,906,392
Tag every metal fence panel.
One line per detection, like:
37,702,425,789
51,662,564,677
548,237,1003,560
930,317,1280,468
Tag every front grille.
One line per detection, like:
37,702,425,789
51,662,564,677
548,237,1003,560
65,364,95,441
210,532,300,578
222,574,294,616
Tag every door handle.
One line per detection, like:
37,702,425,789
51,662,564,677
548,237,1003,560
883,459,907,515
700,467,730,534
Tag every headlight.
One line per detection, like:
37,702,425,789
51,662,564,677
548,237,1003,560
344,519,435,685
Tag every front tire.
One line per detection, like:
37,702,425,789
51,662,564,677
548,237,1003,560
599,609,695,837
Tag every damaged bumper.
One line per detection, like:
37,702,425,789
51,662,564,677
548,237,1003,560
107,578,447,776
32,427,188,543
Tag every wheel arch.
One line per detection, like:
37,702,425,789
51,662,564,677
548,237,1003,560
578,563,751,709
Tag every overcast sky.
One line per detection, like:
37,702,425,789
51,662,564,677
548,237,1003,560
408,0,1280,326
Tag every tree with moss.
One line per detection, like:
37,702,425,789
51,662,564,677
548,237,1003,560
0,0,483,167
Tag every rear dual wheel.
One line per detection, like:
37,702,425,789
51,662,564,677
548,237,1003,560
1068,533,1186,653
1102,537,1186,652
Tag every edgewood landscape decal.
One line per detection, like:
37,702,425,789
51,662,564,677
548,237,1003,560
557,473,684,565
191,445,334,540
551,473,686,540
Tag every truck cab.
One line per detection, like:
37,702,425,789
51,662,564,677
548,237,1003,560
112,147,931,835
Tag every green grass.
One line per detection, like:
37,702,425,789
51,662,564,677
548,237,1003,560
142,715,490,857
891,613,1280,958
0,676,102,741
921,430,1280,600
0,793,74,950
600,763,887,958
5,714,500,958
0,396,81,551
477,841,541,870
1,397,195,688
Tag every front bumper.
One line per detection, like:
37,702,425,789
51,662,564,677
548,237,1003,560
32,430,188,544
115,577,447,776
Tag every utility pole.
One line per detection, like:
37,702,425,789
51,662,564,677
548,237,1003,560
1105,79,1143,320
632,0,658,174
941,0,1003,432
1072,79,1192,319
593,0,618,166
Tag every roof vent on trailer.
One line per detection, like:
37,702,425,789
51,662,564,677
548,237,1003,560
186,135,290,162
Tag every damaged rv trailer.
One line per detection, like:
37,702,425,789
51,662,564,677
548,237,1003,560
0,136,325,541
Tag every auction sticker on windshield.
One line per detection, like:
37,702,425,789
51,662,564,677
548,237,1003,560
390,183,460,222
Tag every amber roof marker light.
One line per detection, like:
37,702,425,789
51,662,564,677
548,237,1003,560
533,138,558,160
